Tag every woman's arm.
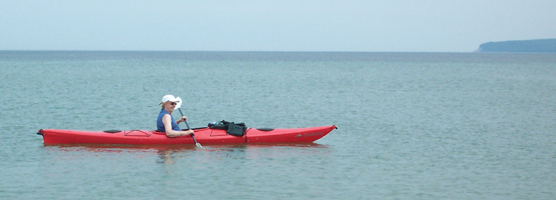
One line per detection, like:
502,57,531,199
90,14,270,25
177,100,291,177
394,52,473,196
162,114,193,137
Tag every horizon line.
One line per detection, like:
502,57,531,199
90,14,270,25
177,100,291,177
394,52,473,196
0,49,475,53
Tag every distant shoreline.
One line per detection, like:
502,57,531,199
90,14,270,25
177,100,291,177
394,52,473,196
475,39,556,53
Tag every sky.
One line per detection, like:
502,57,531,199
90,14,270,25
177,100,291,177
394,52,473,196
1,0,555,52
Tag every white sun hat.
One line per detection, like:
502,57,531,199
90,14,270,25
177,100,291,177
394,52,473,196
160,95,181,105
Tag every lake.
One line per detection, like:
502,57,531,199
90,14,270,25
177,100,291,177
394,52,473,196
1,51,555,199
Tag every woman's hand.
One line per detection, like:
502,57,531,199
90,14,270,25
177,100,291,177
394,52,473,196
181,129,194,136
177,116,187,123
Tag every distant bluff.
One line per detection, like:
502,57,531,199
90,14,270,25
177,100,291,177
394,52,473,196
475,39,556,53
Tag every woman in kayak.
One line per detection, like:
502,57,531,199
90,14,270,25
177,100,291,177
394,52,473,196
157,95,194,137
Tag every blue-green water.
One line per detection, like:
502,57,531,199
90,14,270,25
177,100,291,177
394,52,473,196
1,51,555,199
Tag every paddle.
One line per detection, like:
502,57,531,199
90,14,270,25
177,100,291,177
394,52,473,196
175,97,203,148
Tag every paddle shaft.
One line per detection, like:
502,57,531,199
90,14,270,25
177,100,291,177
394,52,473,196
177,108,202,147
177,108,191,130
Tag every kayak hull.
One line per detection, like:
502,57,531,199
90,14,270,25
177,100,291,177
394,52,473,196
38,125,336,145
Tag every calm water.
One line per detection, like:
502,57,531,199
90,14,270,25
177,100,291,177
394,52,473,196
1,51,555,199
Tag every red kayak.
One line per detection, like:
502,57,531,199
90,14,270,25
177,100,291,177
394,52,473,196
37,125,337,145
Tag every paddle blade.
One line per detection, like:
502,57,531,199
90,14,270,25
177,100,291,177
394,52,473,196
175,97,182,109
190,133,203,148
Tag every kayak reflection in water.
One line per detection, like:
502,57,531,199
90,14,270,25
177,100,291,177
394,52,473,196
156,95,194,137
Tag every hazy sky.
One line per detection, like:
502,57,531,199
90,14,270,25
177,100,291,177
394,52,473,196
1,0,555,52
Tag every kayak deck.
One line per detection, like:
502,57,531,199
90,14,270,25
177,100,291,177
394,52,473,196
38,125,337,145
